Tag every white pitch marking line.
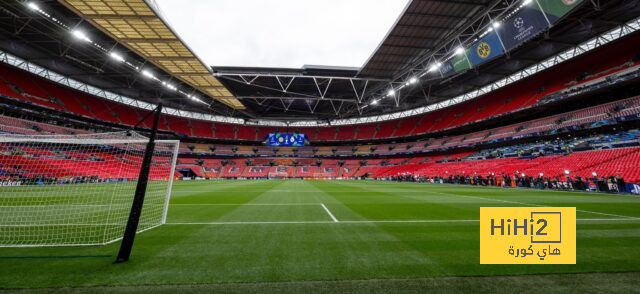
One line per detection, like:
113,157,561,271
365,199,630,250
1,218,638,227
166,221,334,225
2,218,636,227
170,188,640,198
425,190,640,220
164,218,640,225
171,203,321,206
320,203,339,223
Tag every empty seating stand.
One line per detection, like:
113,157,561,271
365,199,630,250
1,33,639,143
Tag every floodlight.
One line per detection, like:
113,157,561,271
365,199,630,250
27,2,39,10
141,70,155,79
387,89,395,96
455,46,465,55
428,62,442,72
109,52,125,62
71,30,91,43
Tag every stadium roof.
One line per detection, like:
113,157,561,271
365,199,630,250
57,0,244,110
358,0,494,79
212,65,386,121
213,0,640,121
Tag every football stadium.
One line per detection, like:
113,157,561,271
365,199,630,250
1,0,640,292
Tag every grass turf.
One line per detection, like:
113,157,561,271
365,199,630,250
1,180,639,292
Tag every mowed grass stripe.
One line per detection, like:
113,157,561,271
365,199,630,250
167,180,286,222
310,180,482,221
306,181,640,277
213,181,342,223
335,180,640,219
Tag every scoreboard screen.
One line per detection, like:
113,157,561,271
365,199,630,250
267,132,305,147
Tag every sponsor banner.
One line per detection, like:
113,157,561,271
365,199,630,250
536,0,585,24
628,184,640,195
498,5,550,51
616,113,640,122
452,49,473,72
439,61,455,78
468,32,505,66
0,181,22,186
480,207,576,264
440,51,472,78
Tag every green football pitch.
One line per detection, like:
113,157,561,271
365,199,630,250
1,180,640,292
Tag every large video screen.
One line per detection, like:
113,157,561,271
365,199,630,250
267,132,305,147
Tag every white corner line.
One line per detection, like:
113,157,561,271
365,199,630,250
321,203,339,223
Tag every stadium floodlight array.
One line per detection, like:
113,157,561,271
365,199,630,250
0,131,179,247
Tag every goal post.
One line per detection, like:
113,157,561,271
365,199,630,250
0,131,179,248
312,172,330,179
268,172,288,179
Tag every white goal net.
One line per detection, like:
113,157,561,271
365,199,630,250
0,131,179,247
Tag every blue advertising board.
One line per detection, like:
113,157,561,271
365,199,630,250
268,133,306,147
497,5,550,51
468,32,505,66
627,184,640,195
616,113,640,123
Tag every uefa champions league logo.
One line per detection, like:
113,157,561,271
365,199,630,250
514,17,525,30
513,17,527,34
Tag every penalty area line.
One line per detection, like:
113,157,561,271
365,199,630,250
321,203,339,223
